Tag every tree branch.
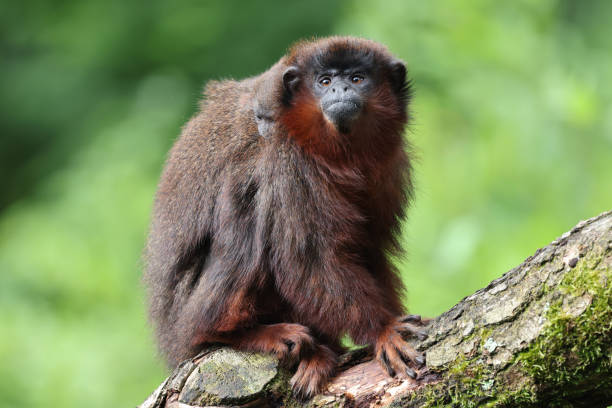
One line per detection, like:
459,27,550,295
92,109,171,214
140,210,612,408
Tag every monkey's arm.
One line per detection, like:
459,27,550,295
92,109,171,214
363,147,413,315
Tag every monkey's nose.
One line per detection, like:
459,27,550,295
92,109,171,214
331,86,349,93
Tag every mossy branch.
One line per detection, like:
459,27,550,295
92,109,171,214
140,210,612,408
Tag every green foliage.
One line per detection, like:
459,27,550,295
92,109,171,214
1,1,611,407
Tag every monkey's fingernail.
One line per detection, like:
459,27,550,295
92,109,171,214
400,314,421,323
415,355,425,366
406,367,417,379
417,330,428,341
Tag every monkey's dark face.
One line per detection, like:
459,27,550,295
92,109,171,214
313,68,371,134
283,59,376,135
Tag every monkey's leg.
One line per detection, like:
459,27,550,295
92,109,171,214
207,323,316,366
366,260,428,378
332,273,427,379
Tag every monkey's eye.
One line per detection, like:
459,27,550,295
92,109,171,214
351,75,364,84
319,77,332,86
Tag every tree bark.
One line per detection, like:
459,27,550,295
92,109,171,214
139,210,612,408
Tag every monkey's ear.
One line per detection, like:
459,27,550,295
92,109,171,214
282,66,300,97
389,60,407,94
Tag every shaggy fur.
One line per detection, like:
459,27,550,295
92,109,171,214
144,36,421,399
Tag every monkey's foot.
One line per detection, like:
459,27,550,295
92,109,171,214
375,322,426,380
290,344,337,400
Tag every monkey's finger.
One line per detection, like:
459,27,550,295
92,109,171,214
290,363,310,400
383,342,418,380
399,314,422,323
395,342,426,369
378,349,396,378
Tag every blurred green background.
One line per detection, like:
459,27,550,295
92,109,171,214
1,0,611,407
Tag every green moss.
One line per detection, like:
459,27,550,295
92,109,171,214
394,354,497,408
512,257,612,405
262,368,304,408
484,255,611,407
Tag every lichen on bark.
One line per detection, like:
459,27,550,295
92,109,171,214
399,210,611,408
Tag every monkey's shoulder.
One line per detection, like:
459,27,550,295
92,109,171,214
200,77,257,127
161,79,262,187
202,77,255,103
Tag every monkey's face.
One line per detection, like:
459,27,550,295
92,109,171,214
282,62,375,135
313,69,370,134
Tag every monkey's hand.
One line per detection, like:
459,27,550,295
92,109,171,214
375,317,427,379
245,323,315,367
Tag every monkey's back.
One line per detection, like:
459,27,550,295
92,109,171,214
155,78,264,228
145,77,269,365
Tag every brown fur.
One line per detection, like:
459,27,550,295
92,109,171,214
144,36,420,398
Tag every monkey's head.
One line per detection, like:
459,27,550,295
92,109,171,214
275,37,411,160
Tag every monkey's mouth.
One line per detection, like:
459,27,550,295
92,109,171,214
322,100,362,133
